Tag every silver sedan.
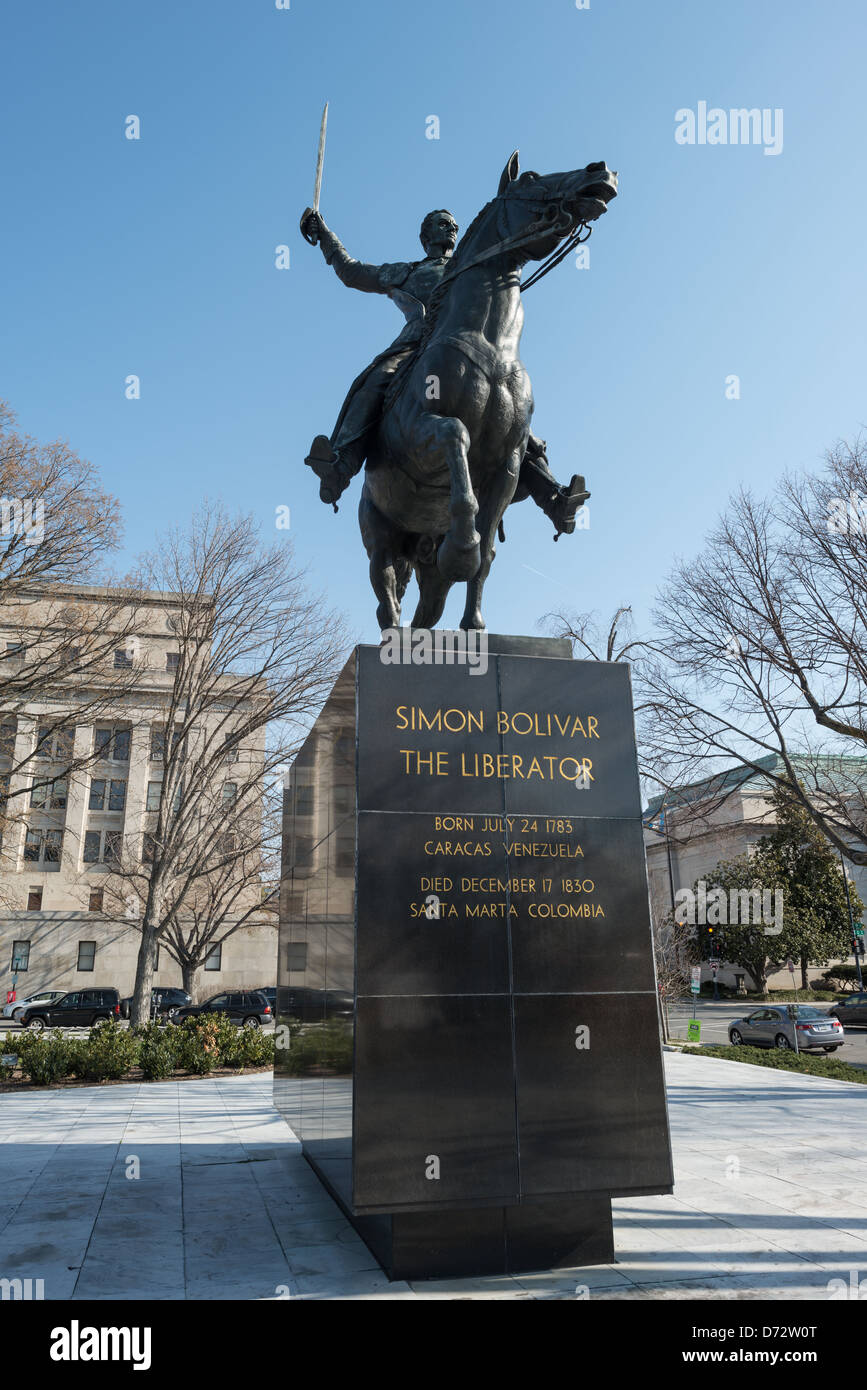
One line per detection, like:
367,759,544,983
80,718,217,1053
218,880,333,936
728,1006,844,1052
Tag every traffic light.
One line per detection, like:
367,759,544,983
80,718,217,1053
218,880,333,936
698,924,723,960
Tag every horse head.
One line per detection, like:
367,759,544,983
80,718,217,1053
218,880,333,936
495,150,618,264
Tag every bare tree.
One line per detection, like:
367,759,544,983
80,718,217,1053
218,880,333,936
0,399,122,602
104,503,349,1025
643,437,867,864
0,404,145,896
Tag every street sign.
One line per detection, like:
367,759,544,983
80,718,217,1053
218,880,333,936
690,982,700,995
687,1020,701,1043
787,959,795,974
855,925,865,938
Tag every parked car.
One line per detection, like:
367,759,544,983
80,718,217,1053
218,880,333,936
828,992,867,1029
276,986,353,1022
21,988,122,1032
255,987,276,1010
169,991,272,1029
728,1005,844,1052
2,990,65,1022
120,987,192,1020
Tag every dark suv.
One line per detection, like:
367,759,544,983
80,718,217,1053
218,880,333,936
21,988,121,1031
120,987,192,1020
170,991,272,1029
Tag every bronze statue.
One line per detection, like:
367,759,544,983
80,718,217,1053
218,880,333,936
300,150,617,631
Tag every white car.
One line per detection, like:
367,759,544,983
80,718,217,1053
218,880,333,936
2,990,65,1022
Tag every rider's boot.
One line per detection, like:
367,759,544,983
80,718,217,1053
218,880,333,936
546,474,590,537
304,435,365,506
519,438,590,538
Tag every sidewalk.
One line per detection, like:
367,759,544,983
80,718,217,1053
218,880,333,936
0,1053,864,1300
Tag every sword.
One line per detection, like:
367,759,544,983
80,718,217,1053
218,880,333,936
301,102,328,245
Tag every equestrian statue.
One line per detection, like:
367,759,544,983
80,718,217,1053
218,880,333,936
300,142,617,631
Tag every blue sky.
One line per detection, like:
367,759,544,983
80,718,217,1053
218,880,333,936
2,0,865,643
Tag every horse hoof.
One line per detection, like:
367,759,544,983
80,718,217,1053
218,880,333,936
437,535,481,582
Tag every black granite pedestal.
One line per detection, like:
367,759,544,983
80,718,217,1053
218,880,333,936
274,635,673,1280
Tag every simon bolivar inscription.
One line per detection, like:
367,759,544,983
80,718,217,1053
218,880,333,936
395,703,601,783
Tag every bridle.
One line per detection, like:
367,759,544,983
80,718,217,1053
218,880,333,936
431,190,595,301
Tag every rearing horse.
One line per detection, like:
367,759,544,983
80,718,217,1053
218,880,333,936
359,151,617,632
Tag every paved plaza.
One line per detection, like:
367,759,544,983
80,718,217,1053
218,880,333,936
0,1052,864,1300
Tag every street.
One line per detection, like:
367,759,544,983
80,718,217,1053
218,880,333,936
666,999,867,1069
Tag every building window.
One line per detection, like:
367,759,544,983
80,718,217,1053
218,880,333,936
294,837,313,871
204,944,222,971
0,720,17,757
11,939,31,970
216,833,235,861
83,829,120,865
108,780,126,812
150,726,182,762
223,734,239,762
145,781,162,812
142,833,157,864
286,943,307,972
34,726,75,761
5,641,26,658
166,652,180,672
26,885,43,909
336,827,354,871
44,830,63,863
77,941,96,971
94,726,130,762
23,829,63,866
89,779,106,810
222,782,237,806
113,648,133,669
88,888,104,912
32,777,68,810
296,783,314,817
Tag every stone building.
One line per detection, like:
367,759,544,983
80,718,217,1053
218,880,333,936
0,585,277,1005
643,755,867,992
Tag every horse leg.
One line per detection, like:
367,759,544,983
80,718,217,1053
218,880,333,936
359,488,406,630
410,563,452,629
461,452,521,631
417,414,480,582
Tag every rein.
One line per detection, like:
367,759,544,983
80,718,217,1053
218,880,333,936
430,194,593,304
521,220,592,290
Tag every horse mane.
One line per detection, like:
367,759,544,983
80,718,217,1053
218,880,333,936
421,197,499,340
